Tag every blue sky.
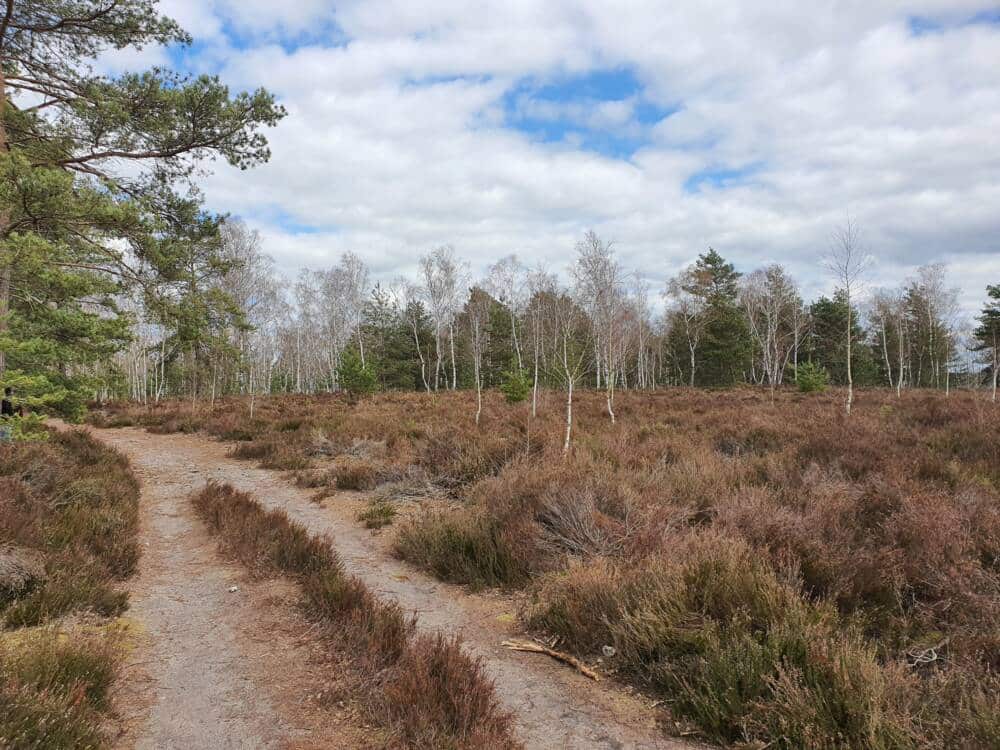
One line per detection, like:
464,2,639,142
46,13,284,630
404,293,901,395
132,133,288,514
116,0,1000,314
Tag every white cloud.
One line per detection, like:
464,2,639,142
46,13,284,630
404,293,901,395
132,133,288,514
144,1,999,314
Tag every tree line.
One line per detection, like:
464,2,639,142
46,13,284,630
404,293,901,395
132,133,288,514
102,220,1000,421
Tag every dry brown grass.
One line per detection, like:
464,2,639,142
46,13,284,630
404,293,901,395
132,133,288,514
93,387,1000,747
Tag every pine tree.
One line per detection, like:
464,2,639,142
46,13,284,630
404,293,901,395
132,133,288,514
807,292,876,386
972,284,1000,401
683,249,749,386
0,0,284,416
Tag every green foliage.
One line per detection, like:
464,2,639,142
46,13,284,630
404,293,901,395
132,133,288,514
0,0,284,412
972,284,1000,381
358,499,397,529
364,287,433,390
528,535,915,748
337,348,378,396
499,369,530,403
808,292,877,386
666,248,750,386
796,362,829,393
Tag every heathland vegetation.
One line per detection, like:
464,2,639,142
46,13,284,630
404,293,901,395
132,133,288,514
1,429,140,747
91,386,1000,748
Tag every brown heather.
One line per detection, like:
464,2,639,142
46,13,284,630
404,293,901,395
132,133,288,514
93,387,1000,748
1,429,140,748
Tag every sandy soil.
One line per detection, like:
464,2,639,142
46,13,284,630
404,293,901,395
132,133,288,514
95,425,699,750
99,428,376,750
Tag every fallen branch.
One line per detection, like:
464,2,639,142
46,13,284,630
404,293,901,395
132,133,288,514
502,639,600,681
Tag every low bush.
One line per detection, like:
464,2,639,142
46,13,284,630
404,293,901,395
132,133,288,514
357,499,397,528
0,429,138,748
796,362,829,393
92,388,1000,748
394,510,530,589
331,456,378,490
1,430,139,627
527,533,917,748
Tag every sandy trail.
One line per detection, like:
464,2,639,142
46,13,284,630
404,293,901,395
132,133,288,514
96,425,695,750
100,429,371,749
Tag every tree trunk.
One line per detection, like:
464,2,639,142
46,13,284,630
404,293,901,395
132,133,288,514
0,63,9,378
531,334,539,419
411,318,431,392
357,318,366,368
993,335,998,404
563,377,573,455
845,295,854,416
511,310,523,371
474,366,482,425
880,321,894,391
433,329,442,391
0,264,9,377
449,323,457,390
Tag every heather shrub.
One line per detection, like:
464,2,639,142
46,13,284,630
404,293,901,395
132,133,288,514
0,430,137,748
94,388,1000,748
331,456,378,490
358,499,396,528
394,510,530,589
384,633,518,749
528,533,916,748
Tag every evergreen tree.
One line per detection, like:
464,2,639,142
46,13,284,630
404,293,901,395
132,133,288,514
683,248,749,386
808,292,876,386
337,346,377,396
972,284,1000,400
0,0,284,416
362,284,427,391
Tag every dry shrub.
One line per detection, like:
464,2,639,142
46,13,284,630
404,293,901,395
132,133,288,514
357,500,396,529
0,429,137,748
1,430,139,628
330,456,378,490
384,633,517,749
393,510,531,589
1,628,122,750
190,482,520,748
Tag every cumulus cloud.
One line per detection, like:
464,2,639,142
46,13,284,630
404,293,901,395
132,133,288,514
142,1,999,313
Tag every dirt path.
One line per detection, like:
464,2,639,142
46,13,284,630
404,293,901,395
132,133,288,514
101,429,374,749
96,426,695,750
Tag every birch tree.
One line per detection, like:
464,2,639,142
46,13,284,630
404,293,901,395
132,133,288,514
740,264,803,398
825,218,871,415
526,266,557,418
665,270,709,387
419,246,465,390
487,255,527,371
466,287,492,425
545,288,591,454
573,231,627,423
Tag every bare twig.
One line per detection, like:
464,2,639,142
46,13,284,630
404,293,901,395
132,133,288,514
502,639,601,681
